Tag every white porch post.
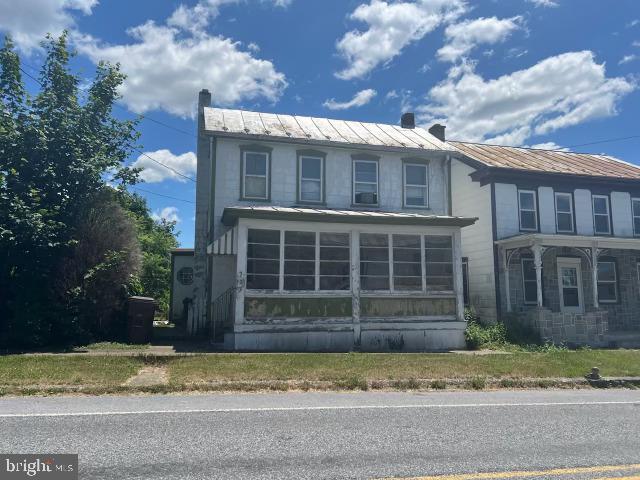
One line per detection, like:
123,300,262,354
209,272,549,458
234,223,247,331
501,247,511,313
591,242,599,309
350,230,361,349
532,243,544,308
453,230,464,321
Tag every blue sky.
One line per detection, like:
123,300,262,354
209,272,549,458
1,0,639,247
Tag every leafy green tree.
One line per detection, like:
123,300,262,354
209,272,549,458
0,33,148,347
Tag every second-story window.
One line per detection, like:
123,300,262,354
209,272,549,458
298,155,324,203
518,190,538,231
555,192,574,233
632,198,640,236
403,162,429,208
592,195,611,235
353,159,378,206
242,151,269,200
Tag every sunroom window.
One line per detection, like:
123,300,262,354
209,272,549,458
319,233,350,290
632,198,640,236
424,235,454,291
392,234,422,290
359,233,389,290
246,229,280,289
283,231,316,290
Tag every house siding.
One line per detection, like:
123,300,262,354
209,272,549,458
451,160,497,322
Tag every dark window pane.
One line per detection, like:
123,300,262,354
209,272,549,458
520,211,537,230
426,263,453,276
634,217,640,235
557,212,573,232
405,164,427,185
406,186,427,206
425,236,452,248
598,283,617,302
425,276,454,290
284,260,315,275
563,288,580,307
246,275,279,290
354,162,377,182
522,259,536,281
320,262,350,276
245,153,267,175
320,233,349,246
360,262,389,276
284,276,315,291
594,215,610,233
247,243,279,260
519,191,535,210
597,262,616,281
301,157,321,179
394,262,422,276
361,233,388,247
524,281,537,303
320,247,349,261
393,234,420,248
393,249,421,262
360,247,389,261
593,197,608,214
426,249,453,263
556,194,571,212
320,276,350,290
284,245,315,260
285,231,315,245
247,259,279,275
361,276,389,290
633,200,640,217
248,229,279,244
394,276,422,290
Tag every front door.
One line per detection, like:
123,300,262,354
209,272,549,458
557,257,584,313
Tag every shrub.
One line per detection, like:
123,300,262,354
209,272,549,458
464,309,507,350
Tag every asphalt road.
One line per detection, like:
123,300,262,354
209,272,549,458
1,389,639,479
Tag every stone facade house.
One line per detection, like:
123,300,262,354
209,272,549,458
450,142,640,347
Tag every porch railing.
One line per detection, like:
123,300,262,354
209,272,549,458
211,286,235,343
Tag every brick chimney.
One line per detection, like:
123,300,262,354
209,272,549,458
428,123,446,142
400,112,415,129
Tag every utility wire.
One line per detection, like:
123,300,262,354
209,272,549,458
130,186,195,204
566,135,640,149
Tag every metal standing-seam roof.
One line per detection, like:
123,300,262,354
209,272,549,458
203,107,454,153
450,141,640,180
221,205,477,227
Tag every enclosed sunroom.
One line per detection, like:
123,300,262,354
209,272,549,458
208,206,476,352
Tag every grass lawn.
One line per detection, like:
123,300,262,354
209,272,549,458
0,355,143,387
75,342,150,351
167,350,640,384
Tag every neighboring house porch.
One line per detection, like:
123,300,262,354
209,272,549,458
497,233,640,347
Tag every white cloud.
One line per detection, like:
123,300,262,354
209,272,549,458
323,88,377,110
526,0,559,7
418,51,635,145
385,90,399,101
437,16,522,62
0,0,97,52
619,54,638,65
132,149,197,183
152,206,181,224
76,12,287,117
633,41,640,47
627,19,639,28
335,0,467,80
528,142,567,151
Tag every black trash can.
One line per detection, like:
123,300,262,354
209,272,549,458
127,296,155,343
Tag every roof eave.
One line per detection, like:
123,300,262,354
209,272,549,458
205,130,456,155
221,207,477,228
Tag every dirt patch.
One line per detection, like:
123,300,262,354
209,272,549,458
124,366,168,387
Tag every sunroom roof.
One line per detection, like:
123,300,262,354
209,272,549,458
221,205,477,227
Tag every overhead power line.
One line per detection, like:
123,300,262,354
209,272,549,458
130,186,195,204
566,135,640,149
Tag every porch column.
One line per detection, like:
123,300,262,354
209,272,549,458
350,230,361,349
501,247,511,313
532,243,544,308
591,243,599,309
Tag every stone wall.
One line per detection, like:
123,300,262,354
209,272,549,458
518,308,608,347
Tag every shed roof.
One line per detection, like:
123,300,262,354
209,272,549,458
222,205,476,227
203,107,453,153
450,141,640,180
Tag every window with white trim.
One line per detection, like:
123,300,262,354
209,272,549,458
518,190,538,231
425,235,454,291
521,258,537,304
632,198,640,236
246,229,280,289
392,234,422,291
246,229,351,292
403,163,428,207
597,260,617,303
592,195,611,235
242,151,269,199
299,156,323,203
554,192,574,233
353,160,378,205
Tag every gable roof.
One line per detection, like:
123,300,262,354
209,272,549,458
450,141,640,180
203,107,453,153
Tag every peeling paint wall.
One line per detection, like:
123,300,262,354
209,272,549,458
245,297,352,319
360,297,456,317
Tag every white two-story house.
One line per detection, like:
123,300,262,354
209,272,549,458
451,142,640,347
182,90,476,351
